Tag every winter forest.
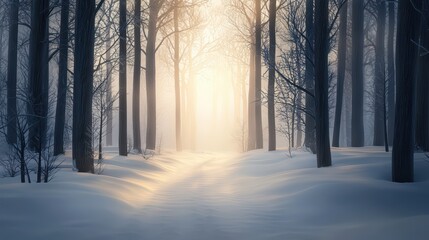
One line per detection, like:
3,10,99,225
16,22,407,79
0,0,429,239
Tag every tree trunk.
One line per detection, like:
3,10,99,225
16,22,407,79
373,0,386,146
304,0,316,153
54,0,70,156
6,0,19,145
28,0,49,151
351,0,365,147
247,43,256,151
73,0,95,173
174,0,182,152
145,1,159,150
254,0,263,149
332,1,348,147
118,0,128,156
392,0,421,182
387,2,395,146
415,0,429,152
133,0,142,153
314,0,332,168
106,25,113,146
267,0,276,151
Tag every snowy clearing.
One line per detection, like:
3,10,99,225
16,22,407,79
1,147,429,240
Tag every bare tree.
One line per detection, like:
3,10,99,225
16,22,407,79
73,0,97,173
351,0,365,147
392,0,421,182
118,0,127,156
267,0,276,151
415,0,429,152
387,1,395,146
332,0,348,147
54,0,70,156
132,0,142,153
6,0,19,145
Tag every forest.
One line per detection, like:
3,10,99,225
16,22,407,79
0,0,428,239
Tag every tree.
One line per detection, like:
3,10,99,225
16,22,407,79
145,0,160,151
254,0,263,149
332,0,348,147
6,0,19,145
132,0,142,153
373,0,386,146
392,0,422,182
267,0,276,151
73,0,97,173
415,0,429,152
174,0,182,151
314,0,331,167
54,0,70,156
387,1,395,146
118,0,127,156
351,0,364,147
28,0,49,153
304,0,316,153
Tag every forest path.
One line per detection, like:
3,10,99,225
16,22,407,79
118,152,282,240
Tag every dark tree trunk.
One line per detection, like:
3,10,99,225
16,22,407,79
392,0,421,182
255,0,263,149
174,0,182,152
133,0,142,153
267,0,276,151
314,0,332,168
106,26,113,146
54,0,70,156
415,0,429,152
118,0,127,156
247,43,256,151
373,0,386,146
6,0,19,145
387,1,395,146
28,0,49,151
351,0,365,147
304,0,316,153
73,0,95,173
145,1,159,150
332,1,348,148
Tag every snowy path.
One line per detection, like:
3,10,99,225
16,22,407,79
1,148,429,240
120,154,281,240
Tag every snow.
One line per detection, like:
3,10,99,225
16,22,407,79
1,147,429,240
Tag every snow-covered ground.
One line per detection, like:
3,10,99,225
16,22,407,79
1,147,429,240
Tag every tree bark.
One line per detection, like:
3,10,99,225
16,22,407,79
247,42,256,151
304,0,316,153
174,0,182,152
54,0,70,156
387,1,395,146
73,0,96,173
145,1,159,150
392,0,421,182
254,0,263,149
267,0,276,151
118,0,128,156
415,0,429,152
28,0,49,151
373,0,386,146
133,0,142,153
332,1,348,147
351,0,365,147
314,0,332,168
6,0,19,145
